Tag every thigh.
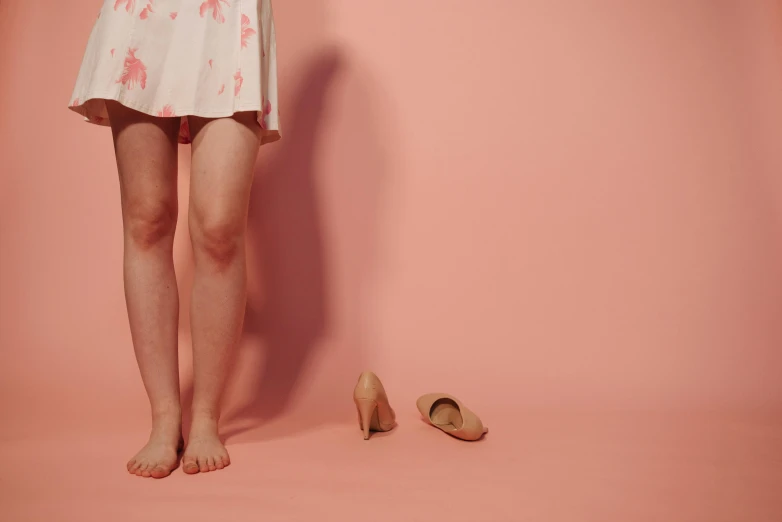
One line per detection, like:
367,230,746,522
107,101,181,220
187,112,261,229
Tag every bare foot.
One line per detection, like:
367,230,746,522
127,413,182,479
183,415,230,474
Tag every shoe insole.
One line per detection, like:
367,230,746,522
429,398,464,430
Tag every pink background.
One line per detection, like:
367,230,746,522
2,1,782,520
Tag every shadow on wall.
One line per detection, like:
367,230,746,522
178,0,395,442
226,50,341,440
181,48,390,443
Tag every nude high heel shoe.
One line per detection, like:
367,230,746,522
416,393,488,441
353,371,396,440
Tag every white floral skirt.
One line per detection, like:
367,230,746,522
68,0,280,145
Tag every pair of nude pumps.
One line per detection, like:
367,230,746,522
353,371,488,441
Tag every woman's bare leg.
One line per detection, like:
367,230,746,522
107,102,183,479
182,112,261,474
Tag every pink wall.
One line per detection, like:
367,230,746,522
2,1,782,439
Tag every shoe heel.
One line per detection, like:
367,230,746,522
355,398,377,440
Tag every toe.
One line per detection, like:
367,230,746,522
151,465,171,479
183,455,199,474
215,459,225,470
199,457,209,473
131,458,145,473
207,456,216,472
127,459,137,472
221,454,231,467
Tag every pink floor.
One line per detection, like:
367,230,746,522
3,409,781,521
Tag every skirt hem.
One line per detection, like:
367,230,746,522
68,93,281,145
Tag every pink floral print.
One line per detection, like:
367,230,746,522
114,0,135,13
234,70,243,95
140,3,154,19
241,14,256,48
157,105,176,117
200,0,230,24
260,97,272,129
70,0,280,145
117,48,147,90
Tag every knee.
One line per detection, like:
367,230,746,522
191,216,244,269
125,201,177,249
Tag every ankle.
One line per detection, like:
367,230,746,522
190,407,220,423
151,405,182,424
189,413,220,436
